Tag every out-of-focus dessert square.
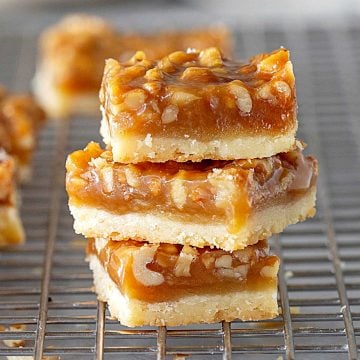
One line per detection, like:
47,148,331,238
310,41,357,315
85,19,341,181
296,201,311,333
33,14,232,118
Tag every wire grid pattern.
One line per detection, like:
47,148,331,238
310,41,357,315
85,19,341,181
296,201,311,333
0,23,360,360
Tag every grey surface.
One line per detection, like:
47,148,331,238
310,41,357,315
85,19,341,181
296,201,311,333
0,3,360,359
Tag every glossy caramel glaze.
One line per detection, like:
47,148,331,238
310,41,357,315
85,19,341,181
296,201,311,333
39,15,232,94
87,238,279,302
100,47,296,140
66,142,317,233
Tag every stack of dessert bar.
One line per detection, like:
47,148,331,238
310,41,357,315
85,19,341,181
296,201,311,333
66,47,318,327
34,14,232,118
0,86,46,247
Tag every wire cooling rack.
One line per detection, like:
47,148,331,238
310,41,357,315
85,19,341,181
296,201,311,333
1,20,360,360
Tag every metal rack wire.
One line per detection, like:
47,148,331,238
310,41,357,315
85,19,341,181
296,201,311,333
0,21,360,360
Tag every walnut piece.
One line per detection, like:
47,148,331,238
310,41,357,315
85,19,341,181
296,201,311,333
162,104,179,124
174,245,197,277
132,246,164,286
229,82,252,114
215,254,232,268
199,47,223,67
171,177,187,209
100,167,114,194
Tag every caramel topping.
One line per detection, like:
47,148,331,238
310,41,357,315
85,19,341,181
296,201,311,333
87,238,279,302
100,47,296,140
0,88,46,171
39,15,232,93
66,142,317,234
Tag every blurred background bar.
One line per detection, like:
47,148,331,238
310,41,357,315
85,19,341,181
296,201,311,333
0,0,360,35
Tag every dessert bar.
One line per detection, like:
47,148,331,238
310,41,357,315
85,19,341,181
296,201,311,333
100,47,297,163
33,14,232,118
87,238,279,326
66,142,317,251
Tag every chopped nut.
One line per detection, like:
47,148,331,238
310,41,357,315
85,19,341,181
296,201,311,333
158,56,176,73
233,247,253,263
90,156,106,169
168,50,197,64
171,177,187,209
147,177,162,196
150,100,161,113
201,253,216,269
124,166,140,188
162,104,179,124
181,67,217,82
161,243,179,255
229,82,252,114
144,133,153,147
143,81,162,95
132,246,164,286
199,47,223,67
217,264,249,279
123,89,147,111
234,264,250,277
215,254,232,268
257,83,276,103
273,80,291,98
257,49,289,74
100,166,114,193
260,260,279,278
209,172,236,210
144,68,162,81
174,245,197,277
171,91,200,106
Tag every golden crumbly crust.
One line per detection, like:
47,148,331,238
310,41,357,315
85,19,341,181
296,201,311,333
34,14,232,118
0,85,46,182
0,152,24,247
88,253,279,327
100,47,297,162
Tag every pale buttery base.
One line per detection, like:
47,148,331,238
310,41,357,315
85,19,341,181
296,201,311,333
88,254,279,327
0,206,24,247
100,114,297,163
33,69,99,119
70,186,316,251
